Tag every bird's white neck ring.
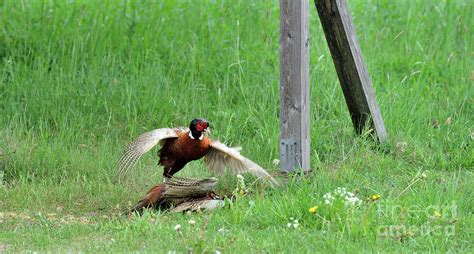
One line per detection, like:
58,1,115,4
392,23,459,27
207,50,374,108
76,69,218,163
189,131,203,140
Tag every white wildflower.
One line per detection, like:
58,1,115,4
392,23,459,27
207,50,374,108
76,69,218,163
287,218,299,229
236,174,244,180
174,224,182,231
344,196,361,207
323,193,333,200
421,171,428,179
323,187,361,207
217,227,229,235
272,159,280,166
188,219,196,225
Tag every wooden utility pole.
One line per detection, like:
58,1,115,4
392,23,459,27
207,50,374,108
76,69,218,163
279,0,311,172
314,0,387,141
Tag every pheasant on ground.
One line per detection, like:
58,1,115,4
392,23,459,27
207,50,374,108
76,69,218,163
117,118,278,185
129,177,224,213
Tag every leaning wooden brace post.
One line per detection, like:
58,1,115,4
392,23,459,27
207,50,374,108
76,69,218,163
314,0,388,142
279,0,311,172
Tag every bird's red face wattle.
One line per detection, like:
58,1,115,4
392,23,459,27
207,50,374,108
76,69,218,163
196,122,208,132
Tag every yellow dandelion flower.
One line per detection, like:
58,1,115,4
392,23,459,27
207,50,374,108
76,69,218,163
309,206,319,214
371,194,381,201
434,211,441,219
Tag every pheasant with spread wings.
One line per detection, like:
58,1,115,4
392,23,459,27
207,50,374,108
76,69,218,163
117,118,278,185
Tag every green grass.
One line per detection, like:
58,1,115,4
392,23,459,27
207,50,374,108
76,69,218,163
1,0,473,252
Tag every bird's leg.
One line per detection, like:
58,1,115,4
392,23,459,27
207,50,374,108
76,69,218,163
162,162,185,182
162,163,174,183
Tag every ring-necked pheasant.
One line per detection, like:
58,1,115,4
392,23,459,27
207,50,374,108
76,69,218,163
117,118,278,185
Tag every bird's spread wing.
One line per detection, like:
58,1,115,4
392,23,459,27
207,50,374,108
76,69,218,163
117,128,179,178
205,140,279,185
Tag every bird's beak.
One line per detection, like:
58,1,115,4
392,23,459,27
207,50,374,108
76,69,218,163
204,127,211,135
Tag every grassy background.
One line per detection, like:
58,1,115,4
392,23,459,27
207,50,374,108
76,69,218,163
0,0,473,252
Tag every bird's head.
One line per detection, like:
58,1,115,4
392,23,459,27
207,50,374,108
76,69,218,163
189,118,210,140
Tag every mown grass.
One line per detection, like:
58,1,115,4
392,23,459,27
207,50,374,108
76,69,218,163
0,0,473,252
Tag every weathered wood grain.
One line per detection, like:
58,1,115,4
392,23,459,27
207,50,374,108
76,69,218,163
280,0,311,172
314,0,388,142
